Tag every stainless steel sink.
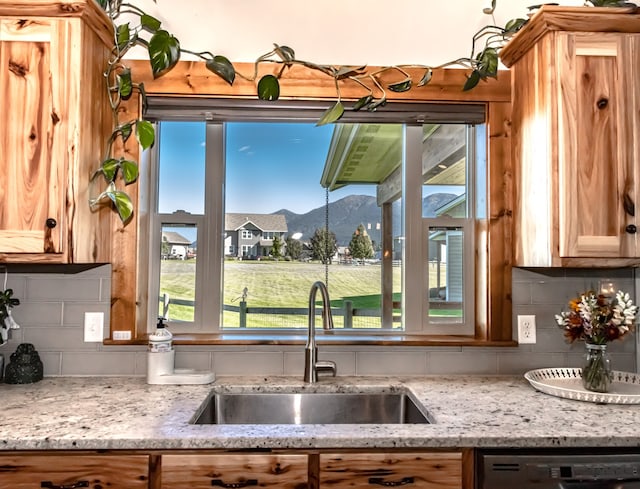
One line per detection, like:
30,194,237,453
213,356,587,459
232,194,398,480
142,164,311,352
191,391,432,425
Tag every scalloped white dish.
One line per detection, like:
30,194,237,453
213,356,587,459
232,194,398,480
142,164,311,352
524,368,640,404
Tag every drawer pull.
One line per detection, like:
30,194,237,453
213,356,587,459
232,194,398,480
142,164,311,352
41,481,89,489
369,476,415,486
211,479,258,488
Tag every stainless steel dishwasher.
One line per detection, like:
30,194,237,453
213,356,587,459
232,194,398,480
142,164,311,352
477,449,640,488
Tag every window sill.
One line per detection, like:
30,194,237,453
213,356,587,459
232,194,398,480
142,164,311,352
104,333,518,347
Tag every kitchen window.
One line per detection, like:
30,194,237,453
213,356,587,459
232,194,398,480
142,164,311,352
145,101,486,336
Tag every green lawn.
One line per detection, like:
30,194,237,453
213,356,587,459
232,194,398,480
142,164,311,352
159,259,459,327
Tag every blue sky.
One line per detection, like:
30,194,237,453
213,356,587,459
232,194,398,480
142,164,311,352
158,121,377,216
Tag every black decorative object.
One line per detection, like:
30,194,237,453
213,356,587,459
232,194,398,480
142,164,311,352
4,343,43,384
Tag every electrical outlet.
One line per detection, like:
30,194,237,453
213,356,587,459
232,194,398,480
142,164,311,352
84,312,104,342
517,315,537,344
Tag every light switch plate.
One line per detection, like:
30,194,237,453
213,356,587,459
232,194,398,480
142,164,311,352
84,312,104,342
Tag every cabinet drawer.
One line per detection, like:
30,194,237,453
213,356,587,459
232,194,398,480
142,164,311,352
0,454,149,489
161,454,308,489
319,452,462,489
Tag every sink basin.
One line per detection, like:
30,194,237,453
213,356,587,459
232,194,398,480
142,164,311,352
191,391,432,425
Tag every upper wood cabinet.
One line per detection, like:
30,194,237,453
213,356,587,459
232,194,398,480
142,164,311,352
0,1,113,264
501,6,640,267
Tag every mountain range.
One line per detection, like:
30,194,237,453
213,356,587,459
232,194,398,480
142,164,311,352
273,193,456,246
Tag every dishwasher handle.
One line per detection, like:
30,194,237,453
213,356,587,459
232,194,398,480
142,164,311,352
560,480,640,489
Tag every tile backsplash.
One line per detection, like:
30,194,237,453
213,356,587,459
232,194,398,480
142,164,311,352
0,265,636,377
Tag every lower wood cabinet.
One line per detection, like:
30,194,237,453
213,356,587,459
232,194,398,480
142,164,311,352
160,453,309,489
319,452,462,489
0,453,149,489
0,449,467,489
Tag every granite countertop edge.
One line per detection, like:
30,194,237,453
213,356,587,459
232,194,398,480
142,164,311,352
1,375,639,451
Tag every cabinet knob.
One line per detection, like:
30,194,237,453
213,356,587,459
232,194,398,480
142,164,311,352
45,218,57,229
626,224,637,234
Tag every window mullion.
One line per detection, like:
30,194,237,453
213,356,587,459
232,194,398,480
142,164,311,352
201,122,225,331
403,125,425,333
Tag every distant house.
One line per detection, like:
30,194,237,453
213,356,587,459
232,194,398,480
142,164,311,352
162,231,192,259
224,213,288,259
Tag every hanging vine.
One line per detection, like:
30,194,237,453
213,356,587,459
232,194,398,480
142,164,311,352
88,0,635,224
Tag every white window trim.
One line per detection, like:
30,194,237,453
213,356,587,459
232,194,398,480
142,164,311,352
147,121,481,336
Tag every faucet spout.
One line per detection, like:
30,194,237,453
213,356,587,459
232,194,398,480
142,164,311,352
303,281,336,383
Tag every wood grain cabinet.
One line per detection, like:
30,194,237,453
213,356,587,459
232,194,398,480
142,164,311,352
0,1,113,264
501,6,640,267
0,453,150,489
319,452,462,489
160,453,309,489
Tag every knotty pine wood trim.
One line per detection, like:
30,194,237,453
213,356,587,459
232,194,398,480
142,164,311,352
500,5,640,68
109,60,513,346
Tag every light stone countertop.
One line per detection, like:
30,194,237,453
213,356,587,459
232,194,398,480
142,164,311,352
1,375,639,451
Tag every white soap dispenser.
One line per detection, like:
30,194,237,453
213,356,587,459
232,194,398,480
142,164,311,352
147,317,175,383
146,317,215,385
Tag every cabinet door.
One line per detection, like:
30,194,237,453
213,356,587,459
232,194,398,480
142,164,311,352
0,454,149,488
0,19,64,254
161,454,308,489
557,32,639,258
319,452,462,489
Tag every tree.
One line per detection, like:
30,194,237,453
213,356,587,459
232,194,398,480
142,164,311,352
285,236,303,260
349,224,375,260
310,228,337,265
271,234,283,259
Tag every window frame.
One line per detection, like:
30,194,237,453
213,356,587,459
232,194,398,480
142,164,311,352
147,118,482,336
107,59,514,346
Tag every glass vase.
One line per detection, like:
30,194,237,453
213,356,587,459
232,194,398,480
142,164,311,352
582,343,612,393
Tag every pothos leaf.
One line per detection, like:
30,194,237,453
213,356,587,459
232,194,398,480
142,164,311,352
120,160,139,184
117,68,133,99
504,18,527,34
316,101,344,126
257,74,280,101
148,30,181,79
353,95,373,111
463,70,482,91
206,55,235,85
388,79,412,93
107,188,134,223
120,123,133,143
140,13,161,32
100,158,119,182
476,47,498,78
116,23,131,51
136,120,155,150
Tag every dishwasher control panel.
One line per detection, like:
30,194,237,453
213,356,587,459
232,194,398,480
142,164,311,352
478,451,640,488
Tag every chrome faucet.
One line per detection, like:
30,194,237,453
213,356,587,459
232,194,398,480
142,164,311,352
303,281,336,383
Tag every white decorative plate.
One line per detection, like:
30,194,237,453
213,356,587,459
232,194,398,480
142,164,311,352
524,368,640,404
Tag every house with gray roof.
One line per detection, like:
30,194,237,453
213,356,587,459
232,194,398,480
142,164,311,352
161,231,192,259
224,213,288,259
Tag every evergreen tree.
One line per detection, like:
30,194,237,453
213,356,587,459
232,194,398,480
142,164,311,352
349,224,374,260
310,228,337,264
285,236,303,260
271,234,283,258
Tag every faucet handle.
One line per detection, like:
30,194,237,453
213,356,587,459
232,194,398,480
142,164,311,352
316,360,337,377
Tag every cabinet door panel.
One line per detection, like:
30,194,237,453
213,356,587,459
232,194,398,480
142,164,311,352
558,33,638,257
0,19,63,254
0,454,149,488
319,452,462,489
161,454,308,489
